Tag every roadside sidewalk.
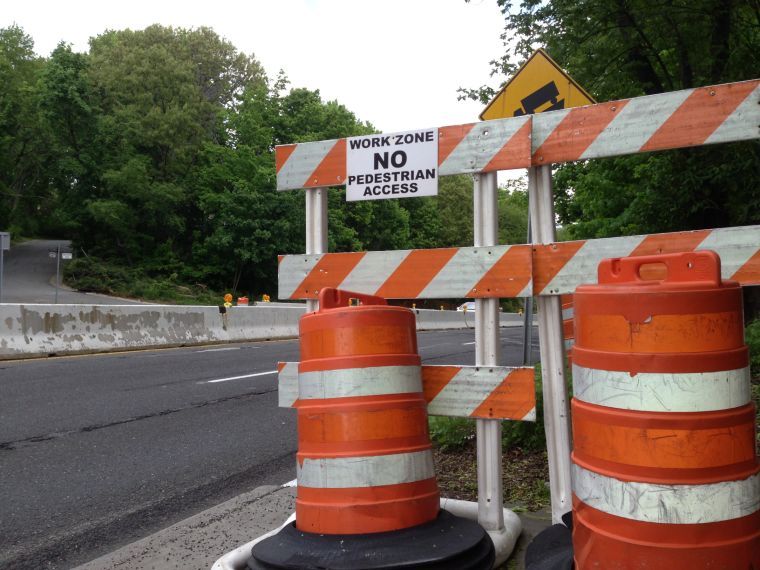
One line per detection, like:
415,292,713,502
75,484,551,570
74,485,296,570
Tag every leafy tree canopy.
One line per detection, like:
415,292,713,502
1,23,528,300
463,0,759,239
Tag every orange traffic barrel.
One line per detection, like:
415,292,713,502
295,287,439,535
571,251,759,569
237,296,249,306
249,288,496,569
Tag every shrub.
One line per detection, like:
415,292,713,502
745,320,760,377
428,416,475,451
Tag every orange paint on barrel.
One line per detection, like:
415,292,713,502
297,479,440,536
295,288,439,535
573,497,760,569
571,251,759,569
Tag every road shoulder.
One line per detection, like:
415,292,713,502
74,485,296,570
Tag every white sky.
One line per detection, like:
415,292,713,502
3,0,508,134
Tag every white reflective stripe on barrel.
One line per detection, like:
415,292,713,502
277,362,299,407
572,364,751,412
572,464,760,524
298,450,435,489
298,365,422,400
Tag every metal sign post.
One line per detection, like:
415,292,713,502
522,216,533,365
528,165,572,523
305,188,327,313
473,172,505,532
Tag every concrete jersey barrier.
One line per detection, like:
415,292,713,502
0,303,528,360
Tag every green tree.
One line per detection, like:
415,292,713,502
437,175,475,247
187,76,387,295
39,26,268,266
464,1,760,239
0,25,52,236
499,179,529,245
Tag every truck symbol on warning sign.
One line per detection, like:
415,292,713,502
480,48,594,121
513,81,565,116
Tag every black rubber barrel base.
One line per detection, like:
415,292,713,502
525,511,573,570
247,510,495,569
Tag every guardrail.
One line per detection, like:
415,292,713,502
0,303,527,360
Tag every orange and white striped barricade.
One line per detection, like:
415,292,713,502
249,288,496,569
275,80,759,189
570,251,759,568
279,362,537,422
278,224,760,301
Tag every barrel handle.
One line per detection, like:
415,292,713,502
318,287,388,309
598,250,721,286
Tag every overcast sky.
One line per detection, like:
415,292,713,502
4,0,508,134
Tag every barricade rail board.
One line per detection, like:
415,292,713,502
278,244,533,300
275,79,759,190
278,224,760,299
277,362,536,421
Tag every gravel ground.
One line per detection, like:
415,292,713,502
434,443,552,569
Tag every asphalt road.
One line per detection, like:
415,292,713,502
0,327,540,569
1,239,145,305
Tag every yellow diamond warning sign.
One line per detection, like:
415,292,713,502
480,48,595,121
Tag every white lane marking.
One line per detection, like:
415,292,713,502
204,370,277,384
195,347,241,353
462,341,476,345
282,478,298,488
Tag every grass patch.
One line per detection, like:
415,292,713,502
428,417,475,452
433,442,549,511
63,256,226,305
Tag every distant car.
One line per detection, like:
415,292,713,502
457,301,476,312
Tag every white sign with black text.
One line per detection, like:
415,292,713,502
346,128,438,201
